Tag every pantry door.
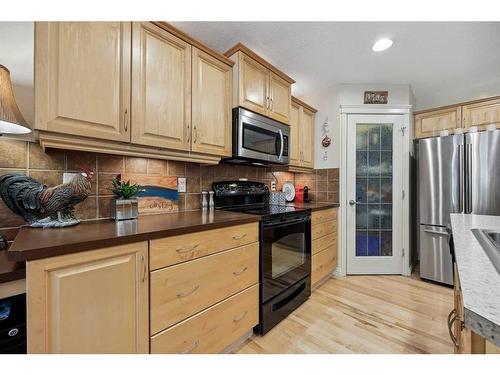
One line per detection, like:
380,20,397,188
346,114,404,274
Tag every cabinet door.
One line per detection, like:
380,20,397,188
289,102,301,166
27,242,149,354
268,72,291,124
191,48,232,157
414,106,462,139
462,98,500,131
131,22,191,150
300,107,315,168
35,22,131,142
237,53,269,116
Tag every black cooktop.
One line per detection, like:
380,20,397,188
222,204,308,219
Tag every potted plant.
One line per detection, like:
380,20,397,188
110,176,144,221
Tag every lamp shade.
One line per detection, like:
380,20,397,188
0,64,31,135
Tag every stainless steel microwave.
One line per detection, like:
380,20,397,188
224,107,290,166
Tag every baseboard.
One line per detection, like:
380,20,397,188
222,329,254,354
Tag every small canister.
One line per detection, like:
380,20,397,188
201,191,208,209
209,191,215,209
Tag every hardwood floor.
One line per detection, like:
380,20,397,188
236,274,454,354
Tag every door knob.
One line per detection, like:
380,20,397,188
349,200,359,206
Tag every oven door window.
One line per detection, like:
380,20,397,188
242,123,279,156
272,233,305,278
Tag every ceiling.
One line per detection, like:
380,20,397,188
172,22,500,109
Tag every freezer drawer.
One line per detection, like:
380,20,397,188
419,225,453,285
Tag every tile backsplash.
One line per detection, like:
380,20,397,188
0,139,339,241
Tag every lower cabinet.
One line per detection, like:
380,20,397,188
311,208,338,288
150,223,260,353
151,284,258,354
26,242,149,354
451,263,499,354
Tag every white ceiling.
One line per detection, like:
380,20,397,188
172,22,500,109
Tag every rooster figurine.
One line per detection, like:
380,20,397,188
0,170,94,228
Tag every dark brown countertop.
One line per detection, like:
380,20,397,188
7,210,260,262
0,249,25,283
288,202,340,211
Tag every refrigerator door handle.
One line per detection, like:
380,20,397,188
458,144,463,213
466,143,473,213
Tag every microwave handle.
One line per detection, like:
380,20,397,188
277,129,284,160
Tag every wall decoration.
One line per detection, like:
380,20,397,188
0,171,94,228
119,174,179,215
364,91,388,104
321,135,331,148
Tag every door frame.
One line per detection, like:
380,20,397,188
338,104,413,277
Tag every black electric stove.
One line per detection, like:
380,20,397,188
213,181,311,335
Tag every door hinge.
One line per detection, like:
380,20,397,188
402,248,405,257
402,190,405,199
401,126,407,136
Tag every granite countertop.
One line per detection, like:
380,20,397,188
288,202,339,211
450,213,500,346
7,210,260,262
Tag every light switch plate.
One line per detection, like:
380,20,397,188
178,177,186,193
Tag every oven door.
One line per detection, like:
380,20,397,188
236,108,290,164
261,213,311,302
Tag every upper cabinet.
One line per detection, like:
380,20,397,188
414,96,500,139
131,22,191,151
462,97,500,132
35,22,131,142
35,22,234,163
414,106,462,139
191,48,232,157
289,97,317,171
225,43,294,125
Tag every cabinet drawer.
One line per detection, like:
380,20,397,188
151,284,258,354
150,222,258,270
312,208,337,226
312,232,337,255
312,247,337,286
312,219,336,240
150,242,258,335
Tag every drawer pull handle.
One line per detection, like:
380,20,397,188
141,254,147,283
232,233,247,240
233,267,248,276
180,340,199,354
176,244,199,253
233,311,248,322
176,285,200,298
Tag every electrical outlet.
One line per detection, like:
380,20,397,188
271,181,277,191
178,177,186,193
63,172,78,183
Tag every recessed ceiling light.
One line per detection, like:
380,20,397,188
372,38,393,52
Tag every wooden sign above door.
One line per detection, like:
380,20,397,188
364,91,388,104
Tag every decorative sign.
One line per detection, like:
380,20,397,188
364,91,388,104
120,174,179,215
321,135,331,148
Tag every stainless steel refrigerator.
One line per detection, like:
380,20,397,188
417,129,500,285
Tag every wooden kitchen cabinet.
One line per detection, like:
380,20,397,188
414,106,462,139
226,43,294,124
131,22,191,151
289,97,317,170
35,21,234,164
289,102,301,165
26,242,149,354
311,208,338,288
191,47,233,157
451,262,500,354
462,97,500,131
35,22,132,142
